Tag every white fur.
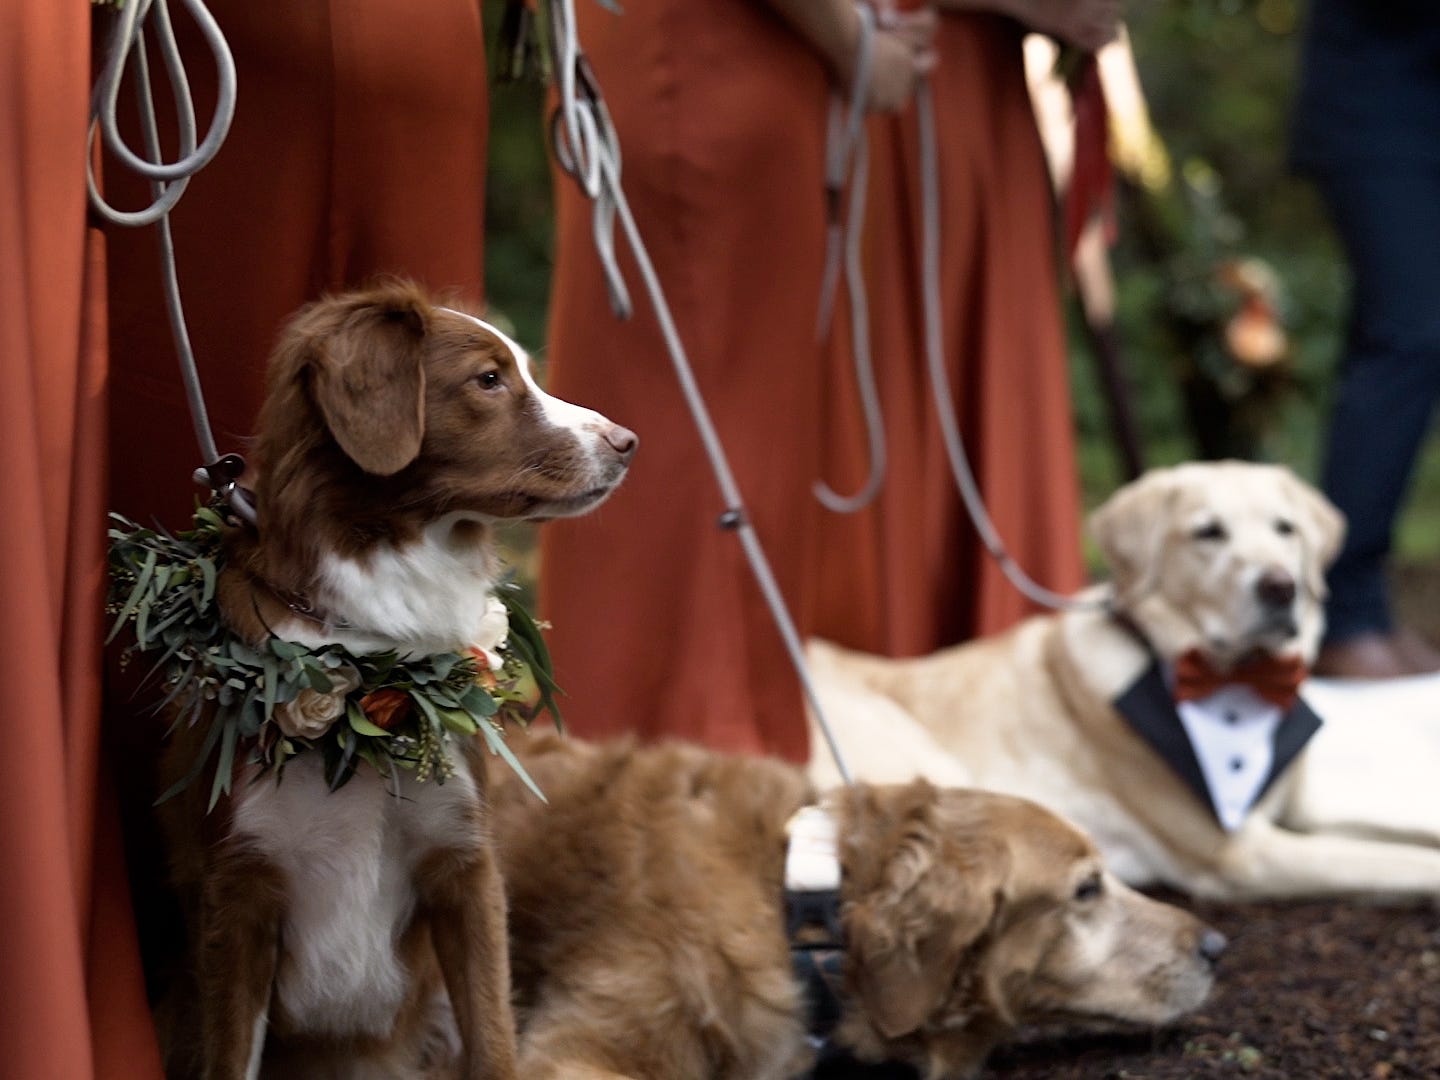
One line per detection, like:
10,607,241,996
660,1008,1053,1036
245,1008,268,1080
233,749,480,1037
277,513,502,656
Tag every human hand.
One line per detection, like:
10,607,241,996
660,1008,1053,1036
1003,0,1121,52
839,4,939,113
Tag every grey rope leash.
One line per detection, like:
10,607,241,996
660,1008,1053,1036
813,5,887,515
545,0,853,785
89,0,254,524
914,78,1103,613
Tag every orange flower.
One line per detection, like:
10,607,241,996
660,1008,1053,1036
359,688,411,731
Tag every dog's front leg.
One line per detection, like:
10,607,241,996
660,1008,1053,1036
198,850,283,1080
1215,818,1440,901
420,844,519,1080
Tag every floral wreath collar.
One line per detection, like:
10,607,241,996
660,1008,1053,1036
108,505,559,810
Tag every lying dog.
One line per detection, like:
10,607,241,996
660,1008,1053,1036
157,283,635,1078
490,734,1221,1080
808,462,1440,900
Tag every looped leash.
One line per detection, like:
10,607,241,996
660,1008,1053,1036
548,3,632,320
912,77,1102,613
544,0,853,785
89,0,255,525
813,4,886,516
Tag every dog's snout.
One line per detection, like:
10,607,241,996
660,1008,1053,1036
604,424,639,460
1197,928,1228,967
1255,569,1297,608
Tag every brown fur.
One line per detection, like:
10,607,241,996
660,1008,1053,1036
491,735,1219,1080
157,282,634,1079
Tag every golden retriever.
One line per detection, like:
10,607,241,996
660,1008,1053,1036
808,462,1440,900
490,734,1220,1080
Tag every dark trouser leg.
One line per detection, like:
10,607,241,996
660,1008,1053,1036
1315,160,1440,645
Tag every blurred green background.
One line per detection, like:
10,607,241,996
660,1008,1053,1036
481,0,1440,564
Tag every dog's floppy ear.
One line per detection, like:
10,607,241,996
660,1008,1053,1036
1279,468,1345,597
310,295,430,476
846,784,1009,1040
1088,469,1181,603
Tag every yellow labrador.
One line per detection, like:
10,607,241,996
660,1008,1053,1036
809,462,1440,900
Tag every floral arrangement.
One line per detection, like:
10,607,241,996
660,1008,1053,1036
108,505,560,810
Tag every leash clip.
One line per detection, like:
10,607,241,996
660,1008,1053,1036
193,454,257,527
717,507,747,531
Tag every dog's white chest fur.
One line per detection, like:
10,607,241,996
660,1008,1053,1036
233,751,479,1037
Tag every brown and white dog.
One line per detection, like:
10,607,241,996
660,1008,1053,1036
491,734,1221,1080
158,282,635,1080
808,462,1440,900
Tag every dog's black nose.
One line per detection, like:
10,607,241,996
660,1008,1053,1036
1197,928,1228,967
1256,569,1296,608
605,424,638,460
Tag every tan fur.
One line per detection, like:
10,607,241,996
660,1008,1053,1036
809,461,1440,900
491,735,1217,1080
158,282,634,1079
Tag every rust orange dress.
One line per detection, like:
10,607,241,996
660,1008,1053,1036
2,4,163,1077
809,11,1085,657
540,0,832,761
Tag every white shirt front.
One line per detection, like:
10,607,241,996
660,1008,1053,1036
1175,684,1283,832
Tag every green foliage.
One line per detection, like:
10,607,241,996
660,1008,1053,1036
1090,0,1343,468
108,507,555,808
1091,0,1440,559
484,0,555,349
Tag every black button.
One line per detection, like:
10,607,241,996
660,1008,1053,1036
1225,710,1240,725
1229,756,1245,772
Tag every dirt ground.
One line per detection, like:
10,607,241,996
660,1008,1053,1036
990,893,1440,1079
988,565,1440,1079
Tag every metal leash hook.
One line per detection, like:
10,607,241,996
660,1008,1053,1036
89,0,256,526
193,454,257,527
543,0,855,785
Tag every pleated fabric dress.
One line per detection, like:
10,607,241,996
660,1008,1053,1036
540,0,832,761
99,0,490,1051
1,5,164,1077
809,11,1086,658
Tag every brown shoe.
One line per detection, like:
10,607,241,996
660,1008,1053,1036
1313,634,1411,679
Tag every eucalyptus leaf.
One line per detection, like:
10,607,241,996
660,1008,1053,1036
347,701,392,738
199,558,217,608
438,707,478,736
209,718,239,812
479,721,546,804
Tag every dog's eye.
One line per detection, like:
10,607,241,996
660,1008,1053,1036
473,370,503,391
1275,518,1296,537
1074,875,1103,902
1191,522,1228,542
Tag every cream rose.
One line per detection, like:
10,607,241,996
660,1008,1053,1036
274,668,360,739
471,595,510,671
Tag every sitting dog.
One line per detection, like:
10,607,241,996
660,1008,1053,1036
490,734,1221,1080
158,283,636,1079
808,461,1440,900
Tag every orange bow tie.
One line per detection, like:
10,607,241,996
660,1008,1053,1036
1173,650,1307,710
